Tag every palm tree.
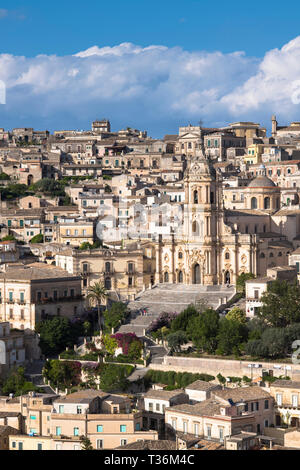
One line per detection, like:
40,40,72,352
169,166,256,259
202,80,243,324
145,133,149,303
86,282,108,337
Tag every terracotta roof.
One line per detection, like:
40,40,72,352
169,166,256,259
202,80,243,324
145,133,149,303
213,386,271,402
0,263,80,281
54,390,108,404
185,380,219,392
271,380,300,389
144,389,187,400
116,440,176,450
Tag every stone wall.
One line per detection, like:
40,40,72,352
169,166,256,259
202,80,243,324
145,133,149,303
149,356,300,381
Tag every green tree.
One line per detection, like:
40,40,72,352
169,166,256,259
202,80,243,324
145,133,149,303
236,273,255,295
216,318,248,356
170,305,198,332
1,235,17,242
80,436,94,450
167,330,188,353
1,367,38,396
187,308,219,353
0,172,10,180
79,242,93,251
103,302,129,333
258,280,300,327
86,282,108,338
102,334,118,355
217,373,226,386
226,306,247,324
36,317,83,356
30,234,44,244
128,339,143,360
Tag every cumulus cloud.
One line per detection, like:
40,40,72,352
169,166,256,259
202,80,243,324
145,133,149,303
1,38,300,134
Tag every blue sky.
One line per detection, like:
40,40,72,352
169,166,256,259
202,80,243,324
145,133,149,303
1,0,300,136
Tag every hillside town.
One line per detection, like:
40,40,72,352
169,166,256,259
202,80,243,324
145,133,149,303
2,116,300,451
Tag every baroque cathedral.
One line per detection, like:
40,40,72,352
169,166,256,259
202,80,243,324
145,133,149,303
153,145,294,286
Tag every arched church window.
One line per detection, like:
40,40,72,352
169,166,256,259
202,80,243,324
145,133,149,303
278,252,282,257
210,191,214,204
269,253,274,258
178,252,183,259
192,221,199,236
193,190,198,204
264,197,270,210
251,197,257,209
260,253,265,258
225,252,230,260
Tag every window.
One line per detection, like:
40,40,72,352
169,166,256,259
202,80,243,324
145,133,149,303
183,421,188,434
9,291,13,302
58,405,64,414
194,423,199,438
135,423,141,431
30,415,36,420
120,425,127,433
97,425,103,433
156,403,160,412
37,443,43,451
264,400,269,409
292,395,298,407
56,427,61,436
219,427,224,442
56,444,62,450
276,394,282,406
73,445,80,451
18,442,23,450
264,420,269,428
73,427,79,437
120,439,127,446
77,406,82,414
97,439,103,449
206,425,212,438
12,441,16,449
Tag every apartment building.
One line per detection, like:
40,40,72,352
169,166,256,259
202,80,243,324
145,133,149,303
165,387,274,442
55,241,155,299
0,322,26,377
184,380,221,403
5,390,158,450
58,218,96,247
245,266,298,317
0,263,84,330
269,380,300,427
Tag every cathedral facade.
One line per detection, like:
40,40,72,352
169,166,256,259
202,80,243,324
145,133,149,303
153,150,293,286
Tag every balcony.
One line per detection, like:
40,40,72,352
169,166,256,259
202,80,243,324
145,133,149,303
36,294,83,304
275,403,300,410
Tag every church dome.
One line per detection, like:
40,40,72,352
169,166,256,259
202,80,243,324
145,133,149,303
247,175,276,188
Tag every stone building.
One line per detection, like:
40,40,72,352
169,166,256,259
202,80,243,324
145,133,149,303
0,263,84,331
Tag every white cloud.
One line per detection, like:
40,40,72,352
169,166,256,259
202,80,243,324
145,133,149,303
1,38,300,134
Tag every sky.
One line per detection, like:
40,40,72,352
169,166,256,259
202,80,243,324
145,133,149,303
1,0,300,136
